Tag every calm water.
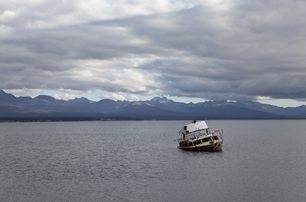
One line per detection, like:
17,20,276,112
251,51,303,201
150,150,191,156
0,120,306,202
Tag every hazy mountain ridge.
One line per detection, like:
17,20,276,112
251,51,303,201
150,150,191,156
0,90,305,120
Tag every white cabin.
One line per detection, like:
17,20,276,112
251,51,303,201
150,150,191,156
184,120,208,133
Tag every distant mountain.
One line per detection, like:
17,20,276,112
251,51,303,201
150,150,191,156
0,89,305,121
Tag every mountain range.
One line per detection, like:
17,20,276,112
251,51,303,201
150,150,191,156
1,89,306,121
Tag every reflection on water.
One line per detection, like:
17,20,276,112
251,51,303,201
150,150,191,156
0,120,306,201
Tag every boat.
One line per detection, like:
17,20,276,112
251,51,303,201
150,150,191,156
178,120,223,152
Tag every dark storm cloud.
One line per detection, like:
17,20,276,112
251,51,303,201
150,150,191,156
1,0,306,100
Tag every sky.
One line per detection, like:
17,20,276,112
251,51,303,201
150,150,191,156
1,0,306,107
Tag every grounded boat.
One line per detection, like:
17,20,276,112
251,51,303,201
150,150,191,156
178,120,223,152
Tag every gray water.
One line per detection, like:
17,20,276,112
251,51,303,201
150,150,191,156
0,120,306,202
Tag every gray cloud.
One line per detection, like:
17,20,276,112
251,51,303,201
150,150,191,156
1,0,306,101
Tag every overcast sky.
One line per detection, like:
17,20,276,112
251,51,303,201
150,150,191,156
1,0,306,106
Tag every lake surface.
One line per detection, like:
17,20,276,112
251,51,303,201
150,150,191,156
0,120,306,202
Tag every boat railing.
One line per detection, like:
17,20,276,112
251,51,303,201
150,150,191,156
179,129,210,141
178,128,223,141
211,129,223,143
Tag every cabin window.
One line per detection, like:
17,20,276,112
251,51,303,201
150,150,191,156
202,137,211,142
213,136,219,140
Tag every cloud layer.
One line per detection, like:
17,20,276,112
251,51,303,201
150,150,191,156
1,0,306,102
